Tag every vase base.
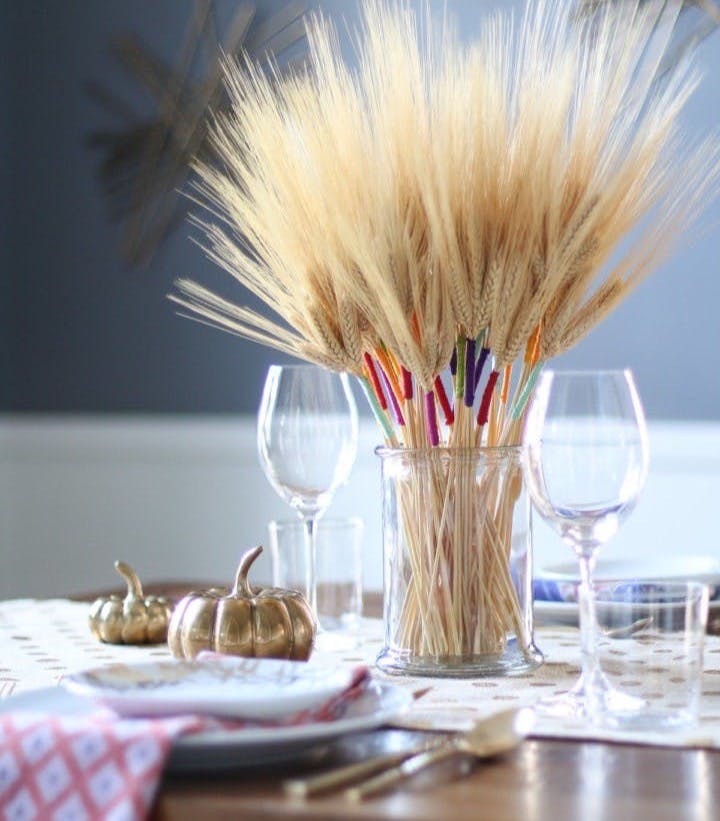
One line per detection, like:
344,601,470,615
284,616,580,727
375,641,544,678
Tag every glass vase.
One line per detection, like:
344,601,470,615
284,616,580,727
375,446,543,677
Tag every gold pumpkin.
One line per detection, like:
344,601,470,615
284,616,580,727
167,546,315,661
89,561,173,644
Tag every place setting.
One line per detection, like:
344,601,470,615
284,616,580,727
0,657,413,770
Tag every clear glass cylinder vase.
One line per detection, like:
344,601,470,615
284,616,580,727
376,446,543,677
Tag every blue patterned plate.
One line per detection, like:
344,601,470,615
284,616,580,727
534,556,720,625
535,556,720,603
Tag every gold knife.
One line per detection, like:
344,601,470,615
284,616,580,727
283,737,444,797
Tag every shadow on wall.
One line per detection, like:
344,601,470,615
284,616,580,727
0,1,719,417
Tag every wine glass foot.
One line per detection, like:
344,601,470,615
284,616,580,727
535,688,588,719
534,669,590,717
535,675,648,723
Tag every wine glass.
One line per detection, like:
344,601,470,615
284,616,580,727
257,364,358,635
522,370,649,716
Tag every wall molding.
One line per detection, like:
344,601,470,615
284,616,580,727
0,415,718,599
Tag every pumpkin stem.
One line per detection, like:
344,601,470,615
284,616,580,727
115,560,144,599
232,546,263,597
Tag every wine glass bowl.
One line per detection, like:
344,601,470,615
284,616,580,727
258,398,357,517
522,369,649,716
524,371,649,557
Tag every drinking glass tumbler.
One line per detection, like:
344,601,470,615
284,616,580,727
269,517,364,633
587,581,709,731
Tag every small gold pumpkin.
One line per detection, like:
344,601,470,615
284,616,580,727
167,546,315,661
89,561,173,644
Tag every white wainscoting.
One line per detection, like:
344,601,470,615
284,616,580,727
0,416,719,599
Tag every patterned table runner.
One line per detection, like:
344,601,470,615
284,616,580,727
2,599,720,749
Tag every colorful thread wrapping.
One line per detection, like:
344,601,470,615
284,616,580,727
363,353,387,411
525,324,542,365
476,369,500,427
455,337,466,401
401,366,413,400
473,347,490,393
512,361,543,420
382,370,406,426
434,376,454,426
501,364,513,405
375,347,403,406
358,376,395,442
424,390,440,446
464,337,476,408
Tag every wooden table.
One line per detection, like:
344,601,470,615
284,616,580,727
154,739,719,820
77,585,720,820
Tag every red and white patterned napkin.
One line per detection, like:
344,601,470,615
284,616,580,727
0,666,370,821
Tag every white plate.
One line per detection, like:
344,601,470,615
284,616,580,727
538,556,720,585
0,681,412,773
62,657,359,720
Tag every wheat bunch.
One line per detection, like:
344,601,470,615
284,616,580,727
170,0,719,665
172,0,718,449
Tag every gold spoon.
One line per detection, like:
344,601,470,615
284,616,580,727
345,707,535,801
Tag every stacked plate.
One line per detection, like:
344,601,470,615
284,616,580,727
533,555,720,626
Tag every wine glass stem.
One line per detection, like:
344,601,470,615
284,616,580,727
302,515,319,627
577,549,599,698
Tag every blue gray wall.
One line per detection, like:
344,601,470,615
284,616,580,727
1,0,719,418
0,3,12,411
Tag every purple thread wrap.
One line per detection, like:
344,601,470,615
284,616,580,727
449,347,458,376
381,370,405,427
473,347,490,393
464,338,476,407
424,390,440,446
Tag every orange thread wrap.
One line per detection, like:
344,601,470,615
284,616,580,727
501,364,512,404
375,347,402,403
525,324,541,366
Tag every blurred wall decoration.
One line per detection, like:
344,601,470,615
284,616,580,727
88,0,309,269
0,0,718,418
